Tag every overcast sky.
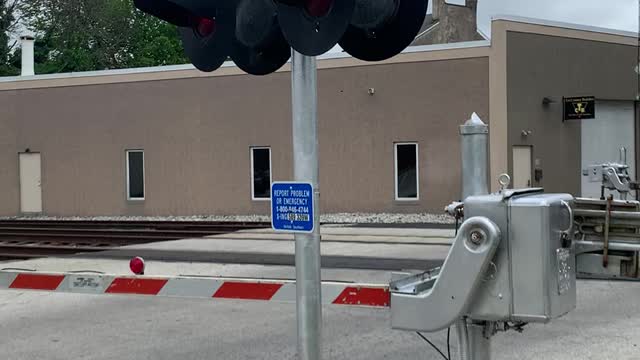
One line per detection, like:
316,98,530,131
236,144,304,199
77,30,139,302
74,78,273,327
476,0,638,36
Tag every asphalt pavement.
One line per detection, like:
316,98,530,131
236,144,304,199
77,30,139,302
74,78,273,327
0,227,638,359
0,271,638,360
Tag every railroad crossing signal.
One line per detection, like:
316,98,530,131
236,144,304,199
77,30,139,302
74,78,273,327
133,0,429,75
132,1,429,358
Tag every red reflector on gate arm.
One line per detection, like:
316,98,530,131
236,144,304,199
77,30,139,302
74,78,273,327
332,287,390,307
213,282,283,300
9,274,65,291
129,256,145,275
106,278,168,295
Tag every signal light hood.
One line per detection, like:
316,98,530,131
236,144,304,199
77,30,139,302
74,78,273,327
340,0,428,61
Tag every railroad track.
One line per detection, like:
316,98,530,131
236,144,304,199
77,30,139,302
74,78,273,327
0,220,270,260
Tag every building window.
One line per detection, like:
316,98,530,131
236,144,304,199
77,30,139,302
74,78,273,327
394,143,419,200
126,150,145,200
251,147,272,200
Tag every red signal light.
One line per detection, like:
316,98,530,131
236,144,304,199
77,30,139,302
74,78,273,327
305,0,333,17
129,256,145,275
195,17,216,38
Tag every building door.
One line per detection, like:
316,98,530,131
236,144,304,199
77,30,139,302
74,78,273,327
581,101,635,198
513,146,532,188
19,152,42,213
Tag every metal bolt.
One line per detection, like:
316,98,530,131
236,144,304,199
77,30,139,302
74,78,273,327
470,230,484,245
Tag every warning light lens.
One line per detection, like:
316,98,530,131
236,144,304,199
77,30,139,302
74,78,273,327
195,17,216,38
129,256,145,275
305,0,333,17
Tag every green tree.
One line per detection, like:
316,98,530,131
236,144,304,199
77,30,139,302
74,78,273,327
128,9,188,68
18,0,187,74
0,0,20,76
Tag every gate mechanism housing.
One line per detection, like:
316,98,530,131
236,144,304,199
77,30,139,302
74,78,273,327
390,189,577,331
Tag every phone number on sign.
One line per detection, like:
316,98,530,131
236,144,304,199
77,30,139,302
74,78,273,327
285,213,310,221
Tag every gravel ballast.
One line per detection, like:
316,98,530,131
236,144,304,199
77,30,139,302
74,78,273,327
0,212,454,224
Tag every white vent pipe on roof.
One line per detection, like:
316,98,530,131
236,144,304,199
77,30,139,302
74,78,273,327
20,35,35,76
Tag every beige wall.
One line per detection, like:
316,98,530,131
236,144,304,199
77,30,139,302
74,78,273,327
0,55,489,216
3,18,636,216
505,31,637,195
0,91,20,215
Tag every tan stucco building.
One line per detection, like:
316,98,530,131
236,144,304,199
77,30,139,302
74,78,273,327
0,16,637,216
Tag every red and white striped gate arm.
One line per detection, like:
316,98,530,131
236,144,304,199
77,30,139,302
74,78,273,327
0,270,390,308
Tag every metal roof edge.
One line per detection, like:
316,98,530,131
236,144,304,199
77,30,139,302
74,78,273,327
403,39,490,54
0,63,198,83
492,14,638,39
0,40,490,85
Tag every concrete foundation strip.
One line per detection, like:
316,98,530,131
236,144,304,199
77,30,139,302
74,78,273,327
0,270,390,307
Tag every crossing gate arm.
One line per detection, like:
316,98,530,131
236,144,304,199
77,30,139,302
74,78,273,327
0,270,390,308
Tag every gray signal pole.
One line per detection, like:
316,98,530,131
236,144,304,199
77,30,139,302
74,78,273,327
291,50,322,360
460,114,491,360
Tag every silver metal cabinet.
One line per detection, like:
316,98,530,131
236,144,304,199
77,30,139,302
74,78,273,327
464,189,576,323
390,189,576,331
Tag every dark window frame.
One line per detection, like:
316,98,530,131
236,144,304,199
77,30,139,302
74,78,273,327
126,149,145,201
251,147,272,200
394,142,419,201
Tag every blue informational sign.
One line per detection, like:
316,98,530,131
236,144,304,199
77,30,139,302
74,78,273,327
271,182,314,233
